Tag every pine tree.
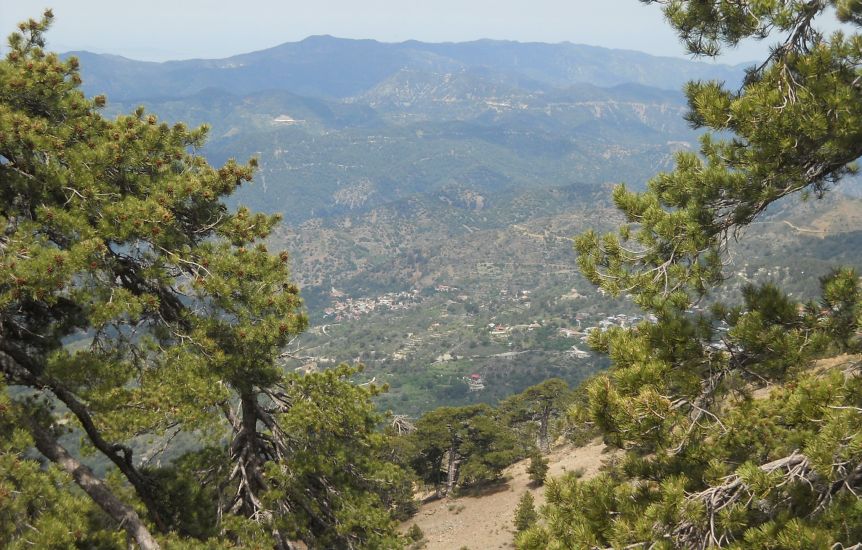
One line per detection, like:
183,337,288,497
259,365,412,549
524,1,862,548
409,404,519,495
0,377,127,549
527,452,549,486
513,492,538,533
578,1,862,309
0,13,408,548
501,378,572,453
406,523,424,543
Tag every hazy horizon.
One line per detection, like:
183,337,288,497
1,0,785,65
61,33,757,67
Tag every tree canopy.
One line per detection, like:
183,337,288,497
577,0,862,310
523,1,862,548
500,377,572,453
408,403,519,496
0,12,409,549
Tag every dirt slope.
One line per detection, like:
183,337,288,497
401,439,612,549
402,355,862,549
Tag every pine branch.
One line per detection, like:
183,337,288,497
23,415,161,550
0,346,168,532
672,450,862,548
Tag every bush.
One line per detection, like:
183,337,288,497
527,452,549,486
514,492,538,532
406,523,424,542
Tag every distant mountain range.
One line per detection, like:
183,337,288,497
69,36,747,101
73,37,729,224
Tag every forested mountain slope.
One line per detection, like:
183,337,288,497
71,31,862,416
4,3,862,548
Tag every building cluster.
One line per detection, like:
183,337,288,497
487,320,542,337
434,284,459,293
323,284,469,322
555,312,660,357
463,373,486,392
323,289,423,321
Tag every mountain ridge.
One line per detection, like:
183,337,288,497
66,36,747,102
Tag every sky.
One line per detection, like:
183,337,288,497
0,0,796,64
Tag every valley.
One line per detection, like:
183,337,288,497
6,7,862,547
77,36,862,417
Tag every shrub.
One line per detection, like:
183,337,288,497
514,492,538,532
527,452,549,486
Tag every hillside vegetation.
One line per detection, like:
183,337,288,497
73,16,862,415
522,1,862,547
2,1,862,549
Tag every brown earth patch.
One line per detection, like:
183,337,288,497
400,439,614,549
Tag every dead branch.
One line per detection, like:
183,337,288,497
672,449,862,549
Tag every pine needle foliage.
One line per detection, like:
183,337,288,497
527,452,550,486
0,12,409,549
524,1,862,548
408,404,520,495
514,492,539,533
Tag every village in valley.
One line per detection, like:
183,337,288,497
290,247,800,415
297,278,664,406
322,287,426,322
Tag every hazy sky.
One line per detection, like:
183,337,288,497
0,1,794,64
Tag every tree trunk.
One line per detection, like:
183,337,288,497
444,435,459,495
26,419,160,550
226,392,302,549
538,413,550,454
229,392,271,518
